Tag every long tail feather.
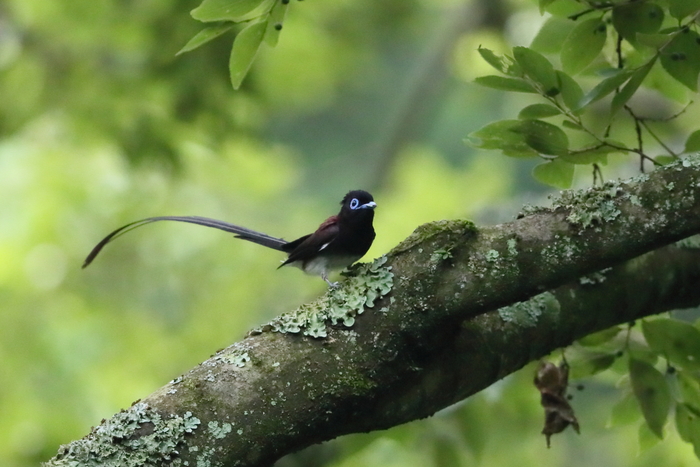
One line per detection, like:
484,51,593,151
83,216,288,268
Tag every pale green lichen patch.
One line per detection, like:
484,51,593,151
507,238,518,257
579,267,612,285
231,351,250,367
211,343,252,368
497,292,560,327
207,421,232,439
540,234,579,263
680,153,700,168
47,402,200,467
485,249,500,262
430,247,454,263
519,204,548,217
263,256,394,338
553,183,622,230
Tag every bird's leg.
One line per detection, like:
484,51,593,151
322,273,339,288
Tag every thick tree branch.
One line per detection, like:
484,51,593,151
47,156,700,467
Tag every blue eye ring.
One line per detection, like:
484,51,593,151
349,198,360,209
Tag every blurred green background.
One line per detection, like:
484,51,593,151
1,0,698,465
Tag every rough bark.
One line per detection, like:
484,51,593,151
47,156,700,467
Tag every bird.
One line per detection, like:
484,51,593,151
83,190,377,286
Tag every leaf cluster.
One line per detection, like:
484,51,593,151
568,317,700,457
180,0,293,89
468,0,700,188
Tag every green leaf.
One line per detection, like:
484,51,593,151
675,403,700,457
562,119,584,131
531,17,574,54
684,129,700,153
638,420,663,451
539,0,557,15
669,0,700,20
612,3,664,43
556,71,584,113
473,75,536,93
642,318,700,371
518,104,561,119
561,18,607,75
466,120,539,158
229,20,267,89
192,0,266,22
532,159,575,188
264,0,288,46
610,58,656,115
561,146,612,165
176,23,234,55
679,372,700,410
636,32,672,49
629,339,660,366
477,47,509,75
513,46,559,96
577,69,634,109
568,349,617,378
608,391,642,428
629,357,671,438
514,119,569,156
660,29,700,91
578,326,622,347
644,56,690,102
545,0,586,17
655,155,677,165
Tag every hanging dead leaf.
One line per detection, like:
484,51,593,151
535,361,581,447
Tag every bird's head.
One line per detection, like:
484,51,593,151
340,190,376,213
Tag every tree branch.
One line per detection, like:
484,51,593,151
47,156,700,467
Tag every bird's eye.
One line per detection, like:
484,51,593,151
349,198,360,209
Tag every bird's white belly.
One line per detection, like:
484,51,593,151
288,255,361,277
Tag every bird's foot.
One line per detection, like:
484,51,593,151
322,274,339,288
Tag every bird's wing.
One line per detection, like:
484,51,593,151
278,216,340,268
83,216,288,268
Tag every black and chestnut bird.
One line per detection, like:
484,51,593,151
83,190,377,286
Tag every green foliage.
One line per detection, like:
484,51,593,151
518,103,562,119
629,357,671,438
515,119,569,155
191,0,271,22
184,0,288,89
177,23,234,55
676,403,700,457
611,3,664,44
467,120,540,158
610,58,656,116
570,317,700,457
561,18,607,75
577,326,621,347
471,0,700,188
473,75,537,93
609,392,643,428
229,20,268,89
565,347,616,379
660,30,700,92
669,0,700,20
642,319,700,371
686,130,700,152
